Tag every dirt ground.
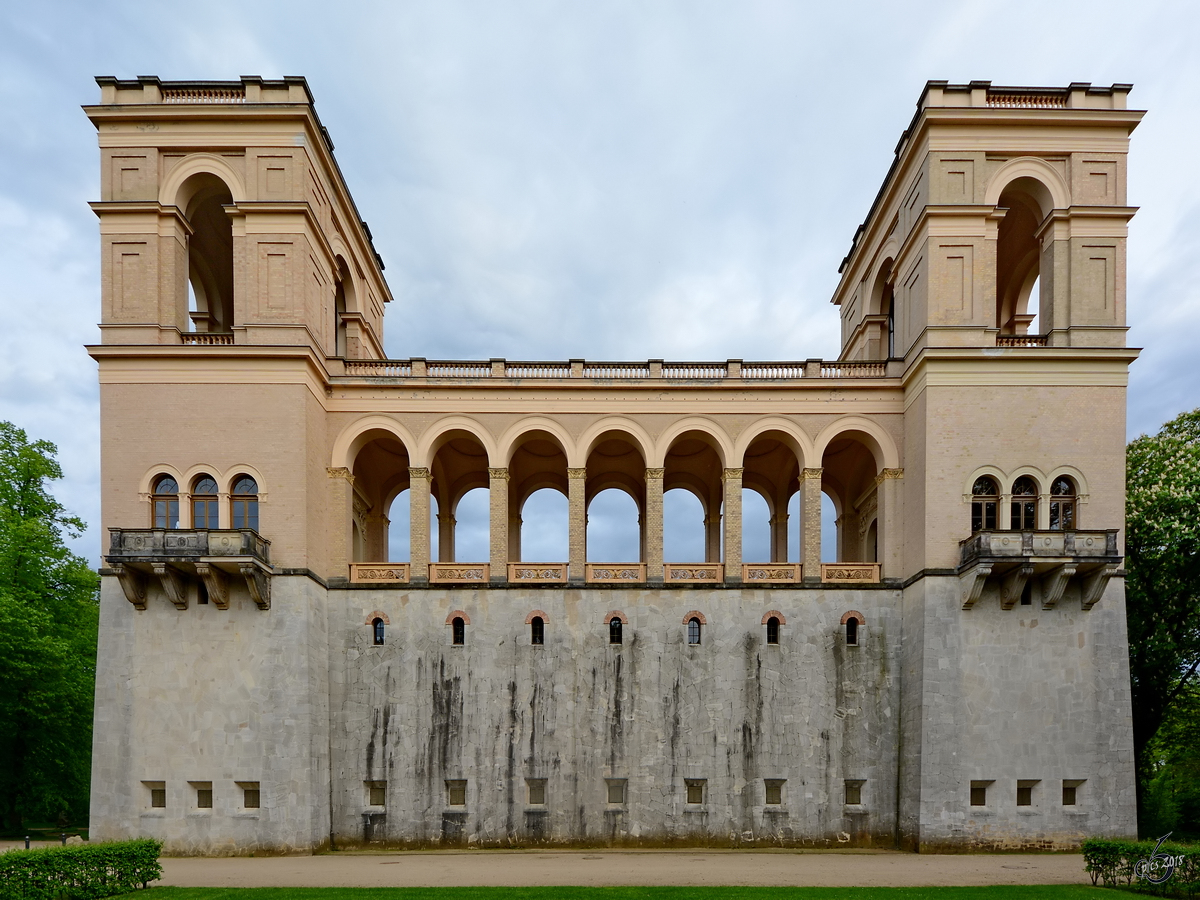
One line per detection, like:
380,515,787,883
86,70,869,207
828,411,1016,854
147,849,1090,888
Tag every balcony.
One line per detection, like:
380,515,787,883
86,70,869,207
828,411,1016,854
105,528,273,610
958,529,1121,611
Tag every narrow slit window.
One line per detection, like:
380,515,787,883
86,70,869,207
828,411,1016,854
688,617,702,645
609,618,622,645
530,616,544,645
152,476,179,529
971,476,999,532
192,476,219,529
372,617,385,646
231,475,259,531
766,616,780,645
452,617,465,645
845,616,860,646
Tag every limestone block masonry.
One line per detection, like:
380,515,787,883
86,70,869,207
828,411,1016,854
87,77,1141,853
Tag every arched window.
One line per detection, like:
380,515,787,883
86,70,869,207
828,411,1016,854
688,617,702,645
845,616,860,646
192,476,219,529
530,616,545,645
152,475,180,529
1049,477,1077,530
231,476,259,531
372,618,385,646
766,616,780,645
1010,476,1038,530
971,476,1000,532
452,616,465,646
609,617,623,645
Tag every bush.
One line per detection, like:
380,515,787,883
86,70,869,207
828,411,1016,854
1083,836,1200,896
0,838,161,900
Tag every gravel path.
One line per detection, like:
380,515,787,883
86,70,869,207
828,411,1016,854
144,849,1089,888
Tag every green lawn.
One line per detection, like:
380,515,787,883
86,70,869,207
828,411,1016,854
121,887,1118,900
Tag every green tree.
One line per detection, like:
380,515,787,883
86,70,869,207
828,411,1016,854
1126,408,1200,835
0,422,99,833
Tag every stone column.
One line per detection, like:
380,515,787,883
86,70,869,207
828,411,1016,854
646,468,664,583
704,512,722,563
568,467,587,584
877,468,903,581
365,511,389,562
722,468,743,584
801,467,823,582
326,467,355,583
489,467,510,583
437,506,455,562
408,467,431,582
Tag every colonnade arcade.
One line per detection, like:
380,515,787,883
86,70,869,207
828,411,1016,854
333,417,901,584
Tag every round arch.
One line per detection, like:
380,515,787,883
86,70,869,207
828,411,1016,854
159,153,247,208
499,418,575,467
656,418,733,469
220,463,269,499
1046,464,1091,501
961,465,1008,501
577,418,653,468
416,416,500,468
330,416,418,470
733,419,815,469
1006,466,1048,495
138,464,185,499
866,248,898,317
814,417,900,471
984,157,1071,219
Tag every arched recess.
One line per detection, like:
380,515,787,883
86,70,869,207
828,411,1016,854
663,427,727,563
506,427,569,562
426,428,491,563
586,429,646,562
350,428,412,563
740,426,808,563
817,420,897,564
984,157,1069,215
177,171,235,333
867,256,897,359
333,255,357,358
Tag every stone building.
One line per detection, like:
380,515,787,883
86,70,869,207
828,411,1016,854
86,76,1141,853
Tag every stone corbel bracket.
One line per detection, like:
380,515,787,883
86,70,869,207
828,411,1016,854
1081,564,1122,610
239,562,271,610
111,563,148,610
960,562,993,609
1040,564,1077,610
151,562,189,610
1000,563,1035,610
194,562,230,610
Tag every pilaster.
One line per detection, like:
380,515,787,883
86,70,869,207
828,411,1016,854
568,467,587,584
489,467,510,583
722,468,743,584
645,468,664,583
801,468,823,582
408,467,431,582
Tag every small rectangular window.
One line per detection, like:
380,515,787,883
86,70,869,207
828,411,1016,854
606,779,626,805
192,782,213,809
366,780,386,807
685,779,706,805
764,779,785,806
527,778,547,806
145,781,166,809
239,782,260,809
844,779,864,806
970,780,993,807
1063,779,1084,806
446,779,467,807
1017,780,1038,807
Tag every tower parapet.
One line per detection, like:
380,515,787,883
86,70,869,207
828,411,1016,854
86,76,390,358
834,81,1142,360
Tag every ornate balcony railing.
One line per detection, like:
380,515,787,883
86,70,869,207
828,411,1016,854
105,528,272,610
585,563,647,584
996,334,1048,347
958,529,1122,611
428,563,490,583
349,563,411,584
742,564,802,583
821,563,881,584
664,563,724,583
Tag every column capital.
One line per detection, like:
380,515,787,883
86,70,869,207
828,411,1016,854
327,466,355,483
488,467,510,481
801,467,823,480
567,467,587,480
721,467,744,481
645,467,665,479
408,466,431,480
876,467,904,483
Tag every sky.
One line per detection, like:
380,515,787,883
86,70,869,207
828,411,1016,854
1,0,1198,565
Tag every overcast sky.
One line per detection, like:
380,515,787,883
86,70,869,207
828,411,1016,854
1,0,1198,565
